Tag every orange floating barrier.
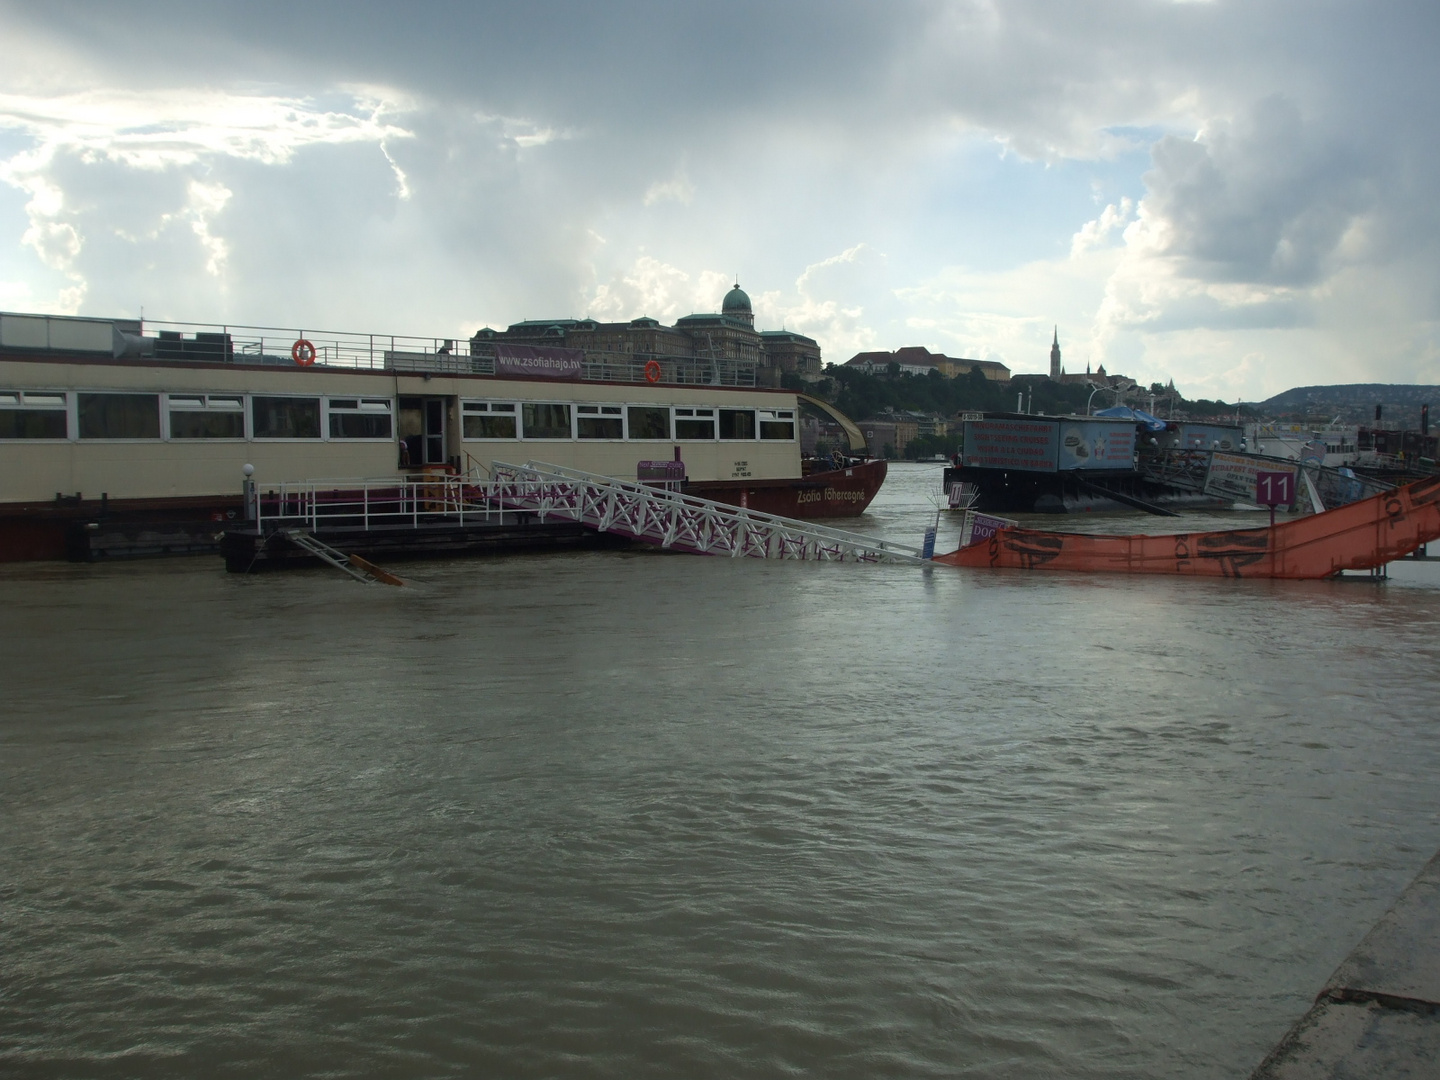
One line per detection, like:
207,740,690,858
934,475,1440,580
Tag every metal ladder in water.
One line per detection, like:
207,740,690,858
278,529,404,585
488,461,925,564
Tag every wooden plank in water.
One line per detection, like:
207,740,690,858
347,553,406,587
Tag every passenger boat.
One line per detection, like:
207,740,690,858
687,456,886,517
0,310,884,561
933,474,1440,579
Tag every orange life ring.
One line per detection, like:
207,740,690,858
292,338,316,366
644,359,661,383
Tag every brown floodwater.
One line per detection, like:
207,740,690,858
2,463,1439,1077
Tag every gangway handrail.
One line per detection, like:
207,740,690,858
489,460,925,564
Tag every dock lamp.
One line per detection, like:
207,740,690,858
242,463,256,521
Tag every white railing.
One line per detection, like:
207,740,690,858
248,474,505,532
489,461,925,563
132,318,757,385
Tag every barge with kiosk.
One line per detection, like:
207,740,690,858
0,309,884,562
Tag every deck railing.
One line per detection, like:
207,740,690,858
249,474,507,532
133,318,757,386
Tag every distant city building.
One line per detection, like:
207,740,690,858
470,284,821,386
1048,327,1095,385
1047,327,1141,389
860,419,917,459
842,346,1010,381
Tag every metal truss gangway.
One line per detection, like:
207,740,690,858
488,461,925,564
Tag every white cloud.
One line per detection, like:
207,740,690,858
586,256,730,321
1,2,1437,402
0,86,416,314
1071,198,1134,258
642,168,695,206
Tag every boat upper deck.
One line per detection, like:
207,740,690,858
0,310,759,388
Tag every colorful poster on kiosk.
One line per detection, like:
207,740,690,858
1056,420,1136,471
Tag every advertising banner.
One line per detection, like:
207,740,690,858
494,343,584,380
1205,452,1298,506
963,419,1059,472
1056,420,1136,471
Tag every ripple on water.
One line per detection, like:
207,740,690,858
3,467,1440,1077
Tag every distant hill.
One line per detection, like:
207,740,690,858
1252,384,1440,427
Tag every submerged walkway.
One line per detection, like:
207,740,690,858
1250,850,1440,1077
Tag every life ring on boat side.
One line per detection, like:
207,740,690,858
292,339,317,366
644,360,662,383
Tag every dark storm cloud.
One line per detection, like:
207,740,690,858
4,0,1440,393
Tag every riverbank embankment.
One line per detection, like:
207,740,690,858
1251,849,1440,1076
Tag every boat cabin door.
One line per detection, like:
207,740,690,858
398,396,449,468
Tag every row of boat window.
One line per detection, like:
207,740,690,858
462,402,795,442
0,391,797,442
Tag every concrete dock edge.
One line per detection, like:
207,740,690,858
1250,849,1440,1078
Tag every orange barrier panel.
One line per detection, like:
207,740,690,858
933,475,1440,580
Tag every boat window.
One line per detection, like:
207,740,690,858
0,390,68,439
251,395,321,439
326,397,392,439
78,393,161,439
627,406,670,440
461,400,518,439
168,394,246,439
759,409,796,441
718,409,756,440
328,397,393,439
675,407,716,440
521,402,571,439
577,403,623,439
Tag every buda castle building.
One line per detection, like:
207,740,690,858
470,284,821,387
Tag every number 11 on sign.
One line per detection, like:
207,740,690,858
1256,470,1293,527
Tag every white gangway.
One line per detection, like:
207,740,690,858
489,461,925,564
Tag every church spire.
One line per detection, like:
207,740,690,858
1049,326,1062,380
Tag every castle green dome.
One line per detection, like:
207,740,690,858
722,283,752,314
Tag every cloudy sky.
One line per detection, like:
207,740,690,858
1,0,1436,401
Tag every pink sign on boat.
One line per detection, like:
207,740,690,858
493,344,584,380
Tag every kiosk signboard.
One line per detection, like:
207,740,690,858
1205,453,1298,507
963,419,1059,472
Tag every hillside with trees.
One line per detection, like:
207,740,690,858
797,364,1255,459
1254,384,1440,428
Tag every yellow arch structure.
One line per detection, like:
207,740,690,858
795,392,868,454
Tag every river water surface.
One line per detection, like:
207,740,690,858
3,462,1440,1078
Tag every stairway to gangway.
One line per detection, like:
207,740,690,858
488,461,926,564
278,528,406,585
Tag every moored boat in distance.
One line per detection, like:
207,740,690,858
934,475,1440,580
